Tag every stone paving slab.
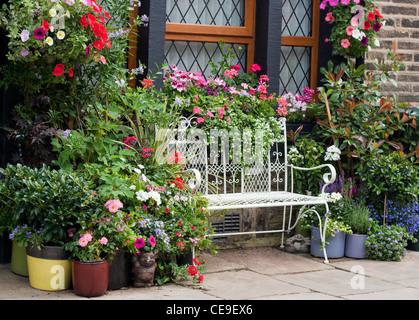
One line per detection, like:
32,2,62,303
1,247,419,300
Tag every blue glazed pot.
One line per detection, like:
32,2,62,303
345,233,368,259
310,226,346,259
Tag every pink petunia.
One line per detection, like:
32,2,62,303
341,39,351,49
148,235,156,248
325,12,334,22
346,26,354,36
134,237,145,249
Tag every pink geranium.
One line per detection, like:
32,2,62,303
250,64,261,72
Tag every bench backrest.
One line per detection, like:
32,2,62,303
168,118,288,195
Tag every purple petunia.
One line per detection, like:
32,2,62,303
360,36,369,46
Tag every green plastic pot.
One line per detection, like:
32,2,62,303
11,242,28,276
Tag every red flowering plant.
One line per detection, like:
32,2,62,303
0,0,112,91
321,0,384,58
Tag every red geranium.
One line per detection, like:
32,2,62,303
42,20,49,32
188,265,198,276
93,40,105,50
173,177,185,190
53,64,65,76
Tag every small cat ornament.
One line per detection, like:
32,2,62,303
131,251,159,288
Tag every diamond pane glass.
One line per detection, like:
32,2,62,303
279,46,311,95
165,41,247,77
281,0,312,37
166,0,245,26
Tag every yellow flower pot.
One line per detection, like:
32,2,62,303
26,244,71,291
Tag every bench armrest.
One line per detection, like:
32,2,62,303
288,164,337,195
182,168,202,192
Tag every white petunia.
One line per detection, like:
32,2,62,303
46,37,54,46
49,8,57,17
57,31,65,40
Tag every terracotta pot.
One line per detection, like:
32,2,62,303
72,260,109,297
26,244,72,291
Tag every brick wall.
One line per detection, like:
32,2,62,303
365,0,419,104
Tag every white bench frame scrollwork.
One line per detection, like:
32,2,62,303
172,118,337,264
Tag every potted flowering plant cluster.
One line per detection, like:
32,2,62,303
63,198,130,297
321,0,384,58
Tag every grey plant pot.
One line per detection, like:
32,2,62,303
310,226,346,259
345,233,368,259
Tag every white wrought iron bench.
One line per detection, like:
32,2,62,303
171,118,337,263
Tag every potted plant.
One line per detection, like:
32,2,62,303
64,198,130,297
344,199,371,259
8,225,33,276
365,219,415,261
300,192,352,259
0,163,97,291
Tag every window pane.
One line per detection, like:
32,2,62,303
166,0,245,26
165,41,247,77
281,0,312,37
279,46,311,95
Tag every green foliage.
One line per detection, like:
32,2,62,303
345,199,371,234
313,50,417,181
0,163,97,246
358,151,419,204
287,139,325,194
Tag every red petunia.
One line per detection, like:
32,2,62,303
93,40,105,50
53,64,65,77
368,12,375,21
42,20,50,32
363,21,371,30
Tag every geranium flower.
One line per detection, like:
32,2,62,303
93,40,105,50
33,27,46,40
188,265,198,276
53,63,65,76
250,63,261,72
42,20,50,32
325,12,334,22
79,15,89,27
100,55,106,65
196,117,204,123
